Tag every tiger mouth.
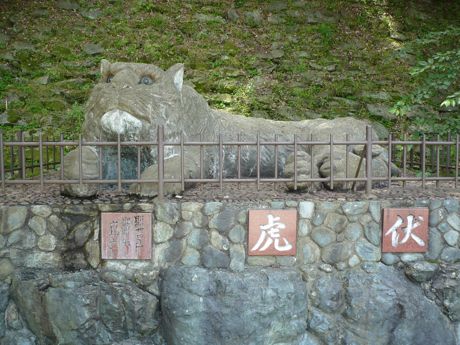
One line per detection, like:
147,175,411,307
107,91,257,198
100,109,142,139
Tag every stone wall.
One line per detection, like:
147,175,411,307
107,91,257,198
0,198,459,345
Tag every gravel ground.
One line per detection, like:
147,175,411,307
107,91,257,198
0,180,459,206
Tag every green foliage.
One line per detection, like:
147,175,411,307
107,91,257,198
441,91,460,108
234,0,247,8
146,15,167,29
412,114,460,138
63,103,85,137
411,47,460,104
134,0,157,13
391,26,460,135
316,23,336,47
0,71,14,95
392,27,460,112
1,0,460,140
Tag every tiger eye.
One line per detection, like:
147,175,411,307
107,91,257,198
140,75,154,85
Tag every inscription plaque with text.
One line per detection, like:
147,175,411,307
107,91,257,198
382,208,429,253
101,212,152,260
248,209,297,256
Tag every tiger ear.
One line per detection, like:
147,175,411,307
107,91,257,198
100,59,110,76
167,63,184,92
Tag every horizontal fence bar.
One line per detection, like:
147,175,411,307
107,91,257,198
3,139,459,147
6,176,459,185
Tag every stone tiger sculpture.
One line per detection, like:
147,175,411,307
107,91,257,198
63,60,397,197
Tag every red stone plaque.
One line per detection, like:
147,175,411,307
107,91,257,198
382,208,429,253
101,213,152,260
248,209,297,256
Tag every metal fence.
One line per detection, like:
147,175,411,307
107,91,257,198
0,126,459,198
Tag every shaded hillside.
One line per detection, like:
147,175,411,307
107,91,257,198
0,0,459,137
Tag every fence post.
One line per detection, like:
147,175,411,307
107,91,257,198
137,138,141,181
45,134,49,171
200,133,204,180
274,134,278,191
456,134,459,189
329,134,334,191
219,133,223,191
98,133,103,191
345,134,349,189
60,133,64,193
52,134,57,170
18,131,25,179
447,132,451,175
30,133,34,176
157,126,164,199
237,133,241,190
39,131,44,190
293,134,297,191
365,125,372,194
387,133,392,189
117,133,121,192
402,133,407,188
256,133,261,191
181,133,185,192
9,133,13,176
436,134,440,188
79,134,83,187
0,131,4,191
421,134,426,189
310,133,314,183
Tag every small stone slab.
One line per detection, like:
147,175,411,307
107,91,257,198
101,213,152,260
83,43,104,55
80,8,103,20
57,0,80,10
382,208,429,253
248,209,297,256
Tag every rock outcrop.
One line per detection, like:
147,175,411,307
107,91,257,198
62,146,99,198
0,265,458,345
306,264,457,345
0,199,459,344
161,266,308,345
10,270,161,345
160,264,457,345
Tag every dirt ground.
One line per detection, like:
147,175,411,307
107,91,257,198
1,180,459,206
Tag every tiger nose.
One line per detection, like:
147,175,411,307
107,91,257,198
110,69,138,88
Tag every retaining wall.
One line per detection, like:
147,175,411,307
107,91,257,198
0,199,459,275
0,198,459,345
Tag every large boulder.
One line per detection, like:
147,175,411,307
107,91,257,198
424,263,460,321
161,266,308,345
10,270,160,345
285,144,400,191
61,146,99,197
1,300,37,345
307,264,457,345
131,155,199,196
284,150,322,191
0,283,9,338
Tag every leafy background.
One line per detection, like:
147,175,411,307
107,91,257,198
0,0,459,139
